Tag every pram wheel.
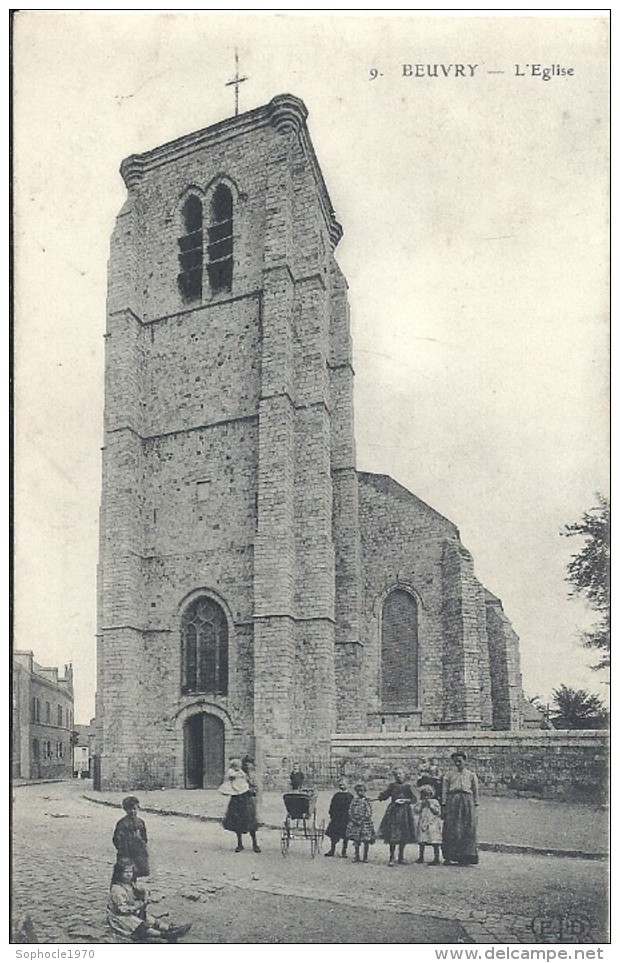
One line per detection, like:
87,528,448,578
281,830,290,856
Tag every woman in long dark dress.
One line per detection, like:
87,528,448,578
378,768,417,866
325,780,354,858
220,759,261,853
441,751,479,865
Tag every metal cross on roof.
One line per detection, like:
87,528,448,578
225,48,248,117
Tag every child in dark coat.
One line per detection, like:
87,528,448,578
325,780,354,858
289,764,305,791
113,796,150,878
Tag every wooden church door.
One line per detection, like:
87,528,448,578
184,713,225,789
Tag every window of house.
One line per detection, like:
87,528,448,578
46,702,51,723
30,697,36,723
207,185,233,295
181,597,229,696
177,195,203,302
35,698,40,723
381,590,419,710
57,705,63,727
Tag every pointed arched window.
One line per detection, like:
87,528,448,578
178,195,203,301
181,597,229,696
381,590,419,709
207,184,233,294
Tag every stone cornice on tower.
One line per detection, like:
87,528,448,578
119,94,343,248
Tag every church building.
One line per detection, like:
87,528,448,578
96,95,524,791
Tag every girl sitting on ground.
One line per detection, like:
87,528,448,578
106,857,192,943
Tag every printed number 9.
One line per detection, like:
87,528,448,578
369,68,380,80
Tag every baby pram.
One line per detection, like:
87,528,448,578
280,791,325,858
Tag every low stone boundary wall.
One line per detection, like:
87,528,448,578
321,730,609,804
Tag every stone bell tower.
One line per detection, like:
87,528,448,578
96,95,363,790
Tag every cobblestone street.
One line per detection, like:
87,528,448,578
11,782,608,944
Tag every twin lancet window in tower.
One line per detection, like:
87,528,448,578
177,185,234,302
181,596,229,696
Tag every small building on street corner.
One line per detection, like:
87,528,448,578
73,721,95,778
12,651,75,780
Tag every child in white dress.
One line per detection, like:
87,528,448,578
413,784,443,865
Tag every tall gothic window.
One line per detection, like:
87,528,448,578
181,597,229,696
207,184,233,294
381,590,419,709
178,195,203,302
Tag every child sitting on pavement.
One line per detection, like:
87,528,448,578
106,857,192,943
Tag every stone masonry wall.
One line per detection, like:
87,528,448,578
329,732,609,805
485,593,524,730
358,475,520,733
330,258,364,732
441,540,492,728
358,474,458,730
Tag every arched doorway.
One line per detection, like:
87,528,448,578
184,713,225,789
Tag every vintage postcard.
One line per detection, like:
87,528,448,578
12,10,610,951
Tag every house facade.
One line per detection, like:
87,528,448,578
12,651,74,780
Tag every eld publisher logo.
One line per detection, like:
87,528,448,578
531,914,592,942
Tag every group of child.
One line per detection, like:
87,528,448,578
324,770,443,866
105,753,475,940
107,795,192,944
219,756,471,868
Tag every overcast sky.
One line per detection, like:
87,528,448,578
14,12,609,723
